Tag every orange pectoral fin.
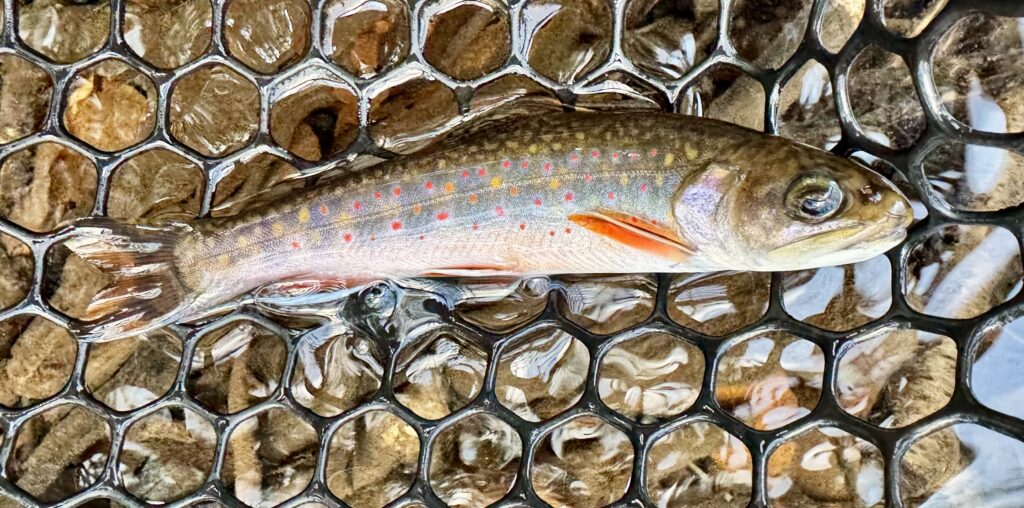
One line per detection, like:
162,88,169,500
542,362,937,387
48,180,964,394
569,211,694,262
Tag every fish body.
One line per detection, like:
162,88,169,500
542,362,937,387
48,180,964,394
66,113,911,341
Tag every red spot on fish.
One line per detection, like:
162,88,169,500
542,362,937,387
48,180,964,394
591,150,600,158
612,152,620,159
393,187,401,196
478,168,487,176
370,235,376,241
291,241,301,250
640,183,648,193
549,230,555,237
468,194,478,204
519,223,526,230
426,181,434,190
521,161,529,169
651,219,658,225
354,201,362,211
565,192,573,202
570,153,580,162
472,223,479,231
436,211,449,221
419,235,425,240
543,162,552,172
534,198,542,206
462,170,470,178
343,233,352,242
629,152,640,159
495,206,505,216
392,221,402,230
584,174,593,182
319,203,329,215
374,191,382,199
608,191,616,200
502,160,511,169
630,216,639,223
650,148,658,157
565,227,572,234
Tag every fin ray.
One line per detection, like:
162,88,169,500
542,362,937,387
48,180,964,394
569,211,693,262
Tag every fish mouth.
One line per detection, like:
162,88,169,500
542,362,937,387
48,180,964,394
768,213,909,264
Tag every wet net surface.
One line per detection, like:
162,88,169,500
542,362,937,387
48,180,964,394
1,0,1024,506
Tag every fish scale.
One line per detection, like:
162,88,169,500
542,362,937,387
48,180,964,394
64,112,911,341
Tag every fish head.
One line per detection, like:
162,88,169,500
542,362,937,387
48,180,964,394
673,138,912,271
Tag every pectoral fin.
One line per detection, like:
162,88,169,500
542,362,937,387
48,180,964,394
569,210,694,262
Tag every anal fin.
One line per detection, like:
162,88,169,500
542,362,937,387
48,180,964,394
420,263,519,279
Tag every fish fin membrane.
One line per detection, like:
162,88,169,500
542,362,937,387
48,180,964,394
569,211,693,262
63,218,194,342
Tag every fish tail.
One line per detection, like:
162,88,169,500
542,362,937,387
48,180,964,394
63,218,197,342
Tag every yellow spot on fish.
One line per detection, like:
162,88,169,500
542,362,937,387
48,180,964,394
664,153,675,167
310,230,323,243
298,207,311,223
412,203,422,215
438,159,447,169
236,237,248,248
619,174,629,186
684,143,699,160
444,182,455,193
575,132,585,140
528,144,539,154
339,212,350,220
218,254,230,266
549,178,561,190
490,177,502,188
656,174,665,187
552,142,563,150
271,223,284,236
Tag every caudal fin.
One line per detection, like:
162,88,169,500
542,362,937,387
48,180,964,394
63,218,195,342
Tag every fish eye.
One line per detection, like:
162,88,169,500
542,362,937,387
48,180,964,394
785,174,844,222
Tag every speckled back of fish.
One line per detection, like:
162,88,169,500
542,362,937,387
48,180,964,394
66,112,912,341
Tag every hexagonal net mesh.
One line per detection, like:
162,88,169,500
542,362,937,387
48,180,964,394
1,0,1023,506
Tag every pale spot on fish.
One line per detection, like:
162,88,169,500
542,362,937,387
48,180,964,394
549,179,561,190
236,237,248,248
412,203,422,215
218,254,230,266
491,177,503,188
619,174,629,186
656,174,665,187
552,142,563,150
575,132,585,140
528,144,539,154
664,153,675,166
271,223,285,236
684,143,699,160
298,207,311,223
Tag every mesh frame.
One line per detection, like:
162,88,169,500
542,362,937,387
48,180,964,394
0,0,1023,506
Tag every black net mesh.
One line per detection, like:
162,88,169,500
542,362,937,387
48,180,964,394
1,0,1023,506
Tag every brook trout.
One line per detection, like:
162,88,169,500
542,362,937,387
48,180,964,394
66,113,911,341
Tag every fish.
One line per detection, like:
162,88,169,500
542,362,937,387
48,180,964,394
64,112,912,341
